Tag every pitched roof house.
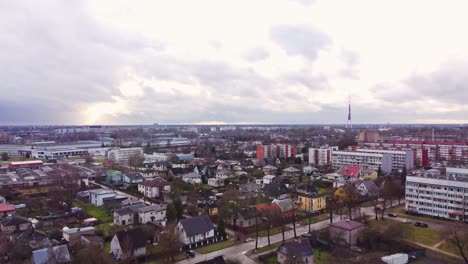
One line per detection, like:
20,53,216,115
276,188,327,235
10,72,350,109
277,239,314,264
177,215,215,246
110,228,146,260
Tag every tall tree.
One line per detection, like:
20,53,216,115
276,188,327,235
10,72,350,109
1,152,8,161
157,224,182,264
445,222,468,264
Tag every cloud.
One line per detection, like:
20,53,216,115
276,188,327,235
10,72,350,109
243,47,270,62
270,24,330,61
1,0,468,125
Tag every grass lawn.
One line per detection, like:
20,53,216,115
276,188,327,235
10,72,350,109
314,248,330,264
383,219,441,246
261,255,277,264
73,200,112,223
255,241,283,254
95,223,127,237
302,214,329,225
196,240,240,254
258,226,291,237
439,241,461,255
199,184,213,190
104,241,111,254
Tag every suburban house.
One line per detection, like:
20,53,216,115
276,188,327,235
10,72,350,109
235,207,257,229
80,234,104,248
177,215,215,246
329,219,365,246
182,172,202,184
138,204,167,225
0,216,31,233
113,205,144,226
111,228,146,260
123,172,145,188
239,182,261,200
277,239,314,264
272,198,296,219
138,177,171,198
303,166,318,175
105,170,123,186
215,170,232,180
62,226,96,246
262,182,289,200
88,189,117,207
32,245,70,264
282,167,301,177
208,177,225,187
295,184,327,212
0,203,16,218
262,175,276,187
338,166,363,182
262,165,278,175
355,180,379,196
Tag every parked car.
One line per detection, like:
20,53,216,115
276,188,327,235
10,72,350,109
186,250,196,257
387,213,397,217
414,222,428,227
300,232,312,237
401,219,412,224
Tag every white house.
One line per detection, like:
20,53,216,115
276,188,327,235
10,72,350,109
138,204,167,225
262,175,276,187
113,208,134,226
355,180,379,196
138,177,171,198
208,178,225,187
88,189,116,207
177,215,215,246
110,228,146,260
182,172,202,184
215,170,232,180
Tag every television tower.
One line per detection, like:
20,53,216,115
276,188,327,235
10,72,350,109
346,96,352,129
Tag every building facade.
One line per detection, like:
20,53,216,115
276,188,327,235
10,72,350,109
256,144,296,160
406,173,468,221
107,147,144,165
308,147,337,166
331,151,392,174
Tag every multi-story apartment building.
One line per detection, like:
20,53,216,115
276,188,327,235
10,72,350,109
256,144,296,160
354,149,414,170
364,140,468,165
108,147,144,165
308,147,338,166
331,151,392,174
406,171,468,221
358,131,380,143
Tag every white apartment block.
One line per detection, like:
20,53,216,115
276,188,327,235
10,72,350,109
309,147,338,166
406,174,468,221
108,147,144,165
331,151,392,174
355,149,414,170
143,152,169,163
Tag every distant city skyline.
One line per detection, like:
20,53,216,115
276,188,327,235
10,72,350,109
2,0,468,125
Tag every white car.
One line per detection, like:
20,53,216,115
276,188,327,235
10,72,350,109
401,219,412,224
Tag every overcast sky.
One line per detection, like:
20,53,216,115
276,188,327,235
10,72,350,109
1,0,468,125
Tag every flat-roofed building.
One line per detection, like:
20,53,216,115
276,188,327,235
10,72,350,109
332,151,392,174
406,172,468,221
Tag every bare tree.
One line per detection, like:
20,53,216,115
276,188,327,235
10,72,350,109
158,224,182,264
445,222,468,264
